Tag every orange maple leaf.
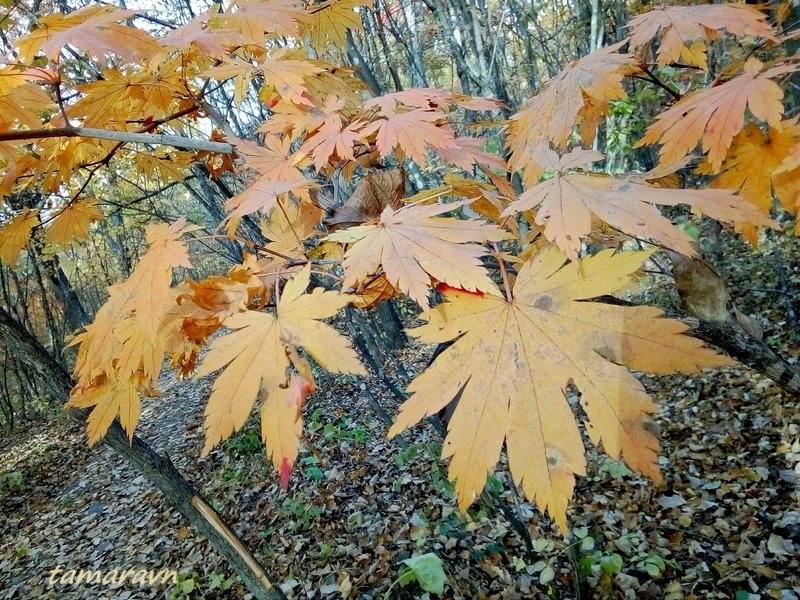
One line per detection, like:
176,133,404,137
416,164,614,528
224,178,310,236
299,119,367,169
637,58,795,172
162,9,245,59
68,219,199,442
627,4,776,70
327,199,509,310
501,147,775,261
697,121,800,242
195,266,365,481
388,247,732,532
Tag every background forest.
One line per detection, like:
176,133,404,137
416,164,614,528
0,0,798,598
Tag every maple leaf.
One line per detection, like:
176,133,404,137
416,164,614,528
258,96,343,138
162,9,245,59
259,198,323,259
68,220,199,443
627,4,775,70
260,50,323,107
435,137,507,172
388,247,732,532
299,120,367,169
71,219,198,386
67,375,141,444
214,0,307,45
195,266,365,483
0,82,54,131
15,5,160,63
224,178,310,236
71,70,148,127
45,200,103,249
637,59,794,172
327,199,509,310
696,121,800,242
307,0,370,53
773,144,800,231
502,147,775,262
507,42,637,175
0,208,39,265
363,88,457,113
362,108,457,166
233,137,307,183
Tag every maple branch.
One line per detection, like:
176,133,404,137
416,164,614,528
636,66,682,101
493,242,513,302
0,127,235,154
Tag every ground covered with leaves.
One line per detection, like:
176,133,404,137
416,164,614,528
1,233,799,600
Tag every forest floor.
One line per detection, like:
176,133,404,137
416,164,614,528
1,229,799,600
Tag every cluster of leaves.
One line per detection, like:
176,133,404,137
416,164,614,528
0,0,798,532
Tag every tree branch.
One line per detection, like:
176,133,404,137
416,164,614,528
0,127,234,154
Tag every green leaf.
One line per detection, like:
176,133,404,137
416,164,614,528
400,553,446,596
600,553,623,575
539,565,555,585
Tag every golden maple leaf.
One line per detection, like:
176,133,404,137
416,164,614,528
45,199,103,249
637,58,794,172
361,108,457,167
306,0,370,53
68,219,199,443
389,247,732,532
195,266,365,484
327,199,510,310
259,198,323,259
507,42,638,176
502,147,775,261
627,4,775,70
213,0,307,46
15,5,159,63
0,208,39,265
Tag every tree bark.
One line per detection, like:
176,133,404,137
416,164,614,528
0,306,288,600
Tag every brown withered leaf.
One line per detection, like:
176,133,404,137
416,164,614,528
323,168,405,230
668,251,728,323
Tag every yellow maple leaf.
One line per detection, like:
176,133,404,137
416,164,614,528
637,59,794,172
69,219,199,442
259,198,323,259
195,266,365,484
0,82,54,130
67,376,141,444
627,4,775,70
389,247,732,532
327,199,509,310
502,147,775,262
45,200,103,249
361,108,457,167
507,42,637,176
307,0,370,53
16,5,159,63
0,208,39,265
213,0,307,46
224,178,310,236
